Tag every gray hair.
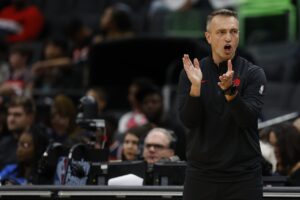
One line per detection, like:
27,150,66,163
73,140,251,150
146,127,176,149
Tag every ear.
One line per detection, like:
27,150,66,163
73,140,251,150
169,149,175,157
205,31,211,44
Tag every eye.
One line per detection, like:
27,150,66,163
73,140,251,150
231,29,238,34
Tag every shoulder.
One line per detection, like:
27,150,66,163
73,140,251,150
238,57,266,77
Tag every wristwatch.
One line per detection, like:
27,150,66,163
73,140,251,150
222,84,238,96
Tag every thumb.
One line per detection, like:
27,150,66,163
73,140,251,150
193,58,200,69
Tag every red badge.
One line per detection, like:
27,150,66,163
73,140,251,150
233,78,240,87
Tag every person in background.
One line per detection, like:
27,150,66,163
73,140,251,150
117,78,154,134
94,3,135,43
49,94,81,148
268,122,300,186
137,84,186,160
0,0,44,43
142,127,177,164
178,9,266,200
0,43,31,98
64,18,94,65
0,96,36,169
0,126,49,185
258,126,277,175
115,124,153,161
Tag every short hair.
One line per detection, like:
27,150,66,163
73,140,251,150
135,84,162,104
9,44,32,63
8,96,36,114
206,9,238,31
110,3,134,32
146,128,177,150
124,123,153,140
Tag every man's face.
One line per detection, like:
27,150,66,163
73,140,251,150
7,106,30,133
142,94,163,122
143,131,174,164
205,15,239,64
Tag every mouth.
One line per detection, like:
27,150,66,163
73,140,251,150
224,44,232,52
224,44,232,54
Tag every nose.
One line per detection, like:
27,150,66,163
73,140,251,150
225,32,231,42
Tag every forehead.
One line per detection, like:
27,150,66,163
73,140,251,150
8,106,25,113
145,131,168,145
210,15,239,30
125,133,139,141
144,94,162,102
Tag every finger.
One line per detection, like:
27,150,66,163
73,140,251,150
182,57,191,71
193,58,200,69
227,59,233,72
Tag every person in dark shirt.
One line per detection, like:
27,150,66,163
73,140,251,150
177,9,267,200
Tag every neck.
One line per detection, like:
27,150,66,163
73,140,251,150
212,53,235,66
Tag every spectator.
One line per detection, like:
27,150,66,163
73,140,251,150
0,0,44,43
0,126,49,185
142,127,177,164
117,78,154,134
259,126,277,174
0,43,31,97
115,124,153,161
64,18,93,64
137,84,186,160
269,122,300,186
49,94,81,148
94,3,135,43
30,38,73,93
0,96,35,169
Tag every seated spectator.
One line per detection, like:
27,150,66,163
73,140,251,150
268,122,300,186
142,127,177,164
49,94,81,148
31,38,73,93
117,78,154,134
0,96,36,169
64,18,93,65
137,84,186,160
0,126,49,185
94,3,135,43
0,0,44,43
259,126,277,174
0,43,32,98
112,124,153,161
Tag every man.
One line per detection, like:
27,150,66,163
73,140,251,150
143,128,176,164
178,9,266,200
138,85,186,160
0,96,36,169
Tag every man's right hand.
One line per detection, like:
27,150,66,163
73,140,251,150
182,54,202,96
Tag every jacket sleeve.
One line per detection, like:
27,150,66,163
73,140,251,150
177,69,203,128
227,66,267,128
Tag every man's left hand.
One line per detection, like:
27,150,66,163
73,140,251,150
218,59,234,90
